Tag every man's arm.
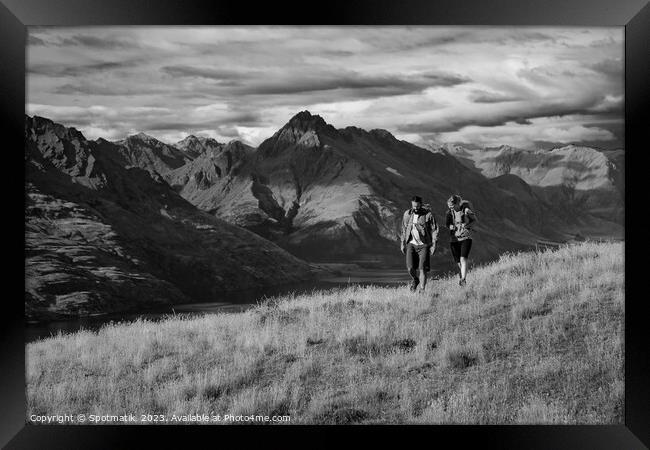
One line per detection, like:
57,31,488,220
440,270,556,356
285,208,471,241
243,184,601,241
400,211,409,252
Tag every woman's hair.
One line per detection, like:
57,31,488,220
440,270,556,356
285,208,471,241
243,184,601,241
447,194,461,206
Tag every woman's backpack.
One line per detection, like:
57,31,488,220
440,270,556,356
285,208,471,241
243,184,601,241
458,200,476,225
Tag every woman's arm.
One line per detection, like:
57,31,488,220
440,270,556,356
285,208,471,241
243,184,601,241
427,212,439,242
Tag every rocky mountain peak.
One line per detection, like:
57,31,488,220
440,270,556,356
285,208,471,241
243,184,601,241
341,125,365,134
130,132,160,144
26,115,87,143
176,135,223,156
200,136,221,146
552,144,591,153
369,128,398,141
257,111,336,156
113,132,154,146
178,134,199,144
286,110,328,131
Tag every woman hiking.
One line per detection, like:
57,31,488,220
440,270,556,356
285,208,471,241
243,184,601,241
446,195,476,286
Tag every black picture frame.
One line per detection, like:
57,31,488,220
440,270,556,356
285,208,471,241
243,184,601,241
2,0,648,447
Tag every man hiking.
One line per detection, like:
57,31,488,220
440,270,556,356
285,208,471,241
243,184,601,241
400,196,439,292
446,194,477,286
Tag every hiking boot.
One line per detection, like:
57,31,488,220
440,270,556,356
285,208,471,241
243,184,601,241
409,278,419,291
459,278,466,287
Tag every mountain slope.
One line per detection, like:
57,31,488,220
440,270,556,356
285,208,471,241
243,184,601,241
166,140,255,221
25,115,319,319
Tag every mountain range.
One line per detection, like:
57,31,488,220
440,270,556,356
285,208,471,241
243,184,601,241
162,111,623,263
25,115,319,320
25,111,624,319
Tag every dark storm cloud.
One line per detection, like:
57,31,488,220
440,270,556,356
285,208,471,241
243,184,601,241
213,125,242,138
320,50,357,57
237,72,470,96
491,30,559,45
54,83,169,96
383,31,476,51
469,90,521,104
145,121,219,131
161,65,470,96
59,34,138,49
29,61,135,77
590,59,623,78
388,29,558,52
588,35,619,48
55,115,94,127
157,66,471,100
28,35,47,45
517,66,582,86
397,100,616,134
144,112,263,131
589,95,624,114
161,65,248,80
584,121,624,135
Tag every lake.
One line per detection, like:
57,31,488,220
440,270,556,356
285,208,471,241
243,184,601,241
25,265,455,343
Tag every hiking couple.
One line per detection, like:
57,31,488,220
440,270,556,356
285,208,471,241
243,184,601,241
400,195,476,292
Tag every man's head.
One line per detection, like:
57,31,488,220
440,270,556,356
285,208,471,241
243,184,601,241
411,195,423,211
447,194,462,211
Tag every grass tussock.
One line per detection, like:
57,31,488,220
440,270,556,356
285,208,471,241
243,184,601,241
26,241,624,424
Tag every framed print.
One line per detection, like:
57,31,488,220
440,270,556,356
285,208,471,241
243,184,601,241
2,0,648,447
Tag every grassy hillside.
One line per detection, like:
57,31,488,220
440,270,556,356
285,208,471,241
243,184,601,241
26,241,623,424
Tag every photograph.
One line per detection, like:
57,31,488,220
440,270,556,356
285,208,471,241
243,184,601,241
22,24,627,426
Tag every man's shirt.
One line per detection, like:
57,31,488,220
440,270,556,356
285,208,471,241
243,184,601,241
409,213,425,245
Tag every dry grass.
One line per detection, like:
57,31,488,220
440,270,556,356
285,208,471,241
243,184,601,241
26,241,624,424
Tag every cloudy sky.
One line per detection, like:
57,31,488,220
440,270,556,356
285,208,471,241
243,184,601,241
27,26,624,150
